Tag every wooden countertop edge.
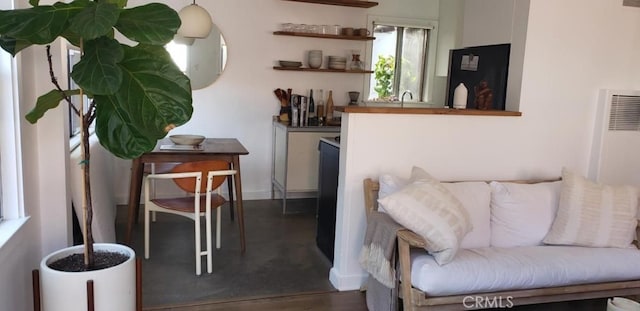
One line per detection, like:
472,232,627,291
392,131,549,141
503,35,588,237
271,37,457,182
334,106,522,116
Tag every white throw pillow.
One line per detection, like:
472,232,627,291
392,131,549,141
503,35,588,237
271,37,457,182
543,168,639,248
443,182,491,249
378,167,473,265
490,181,561,247
377,174,409,213
378,173,491,249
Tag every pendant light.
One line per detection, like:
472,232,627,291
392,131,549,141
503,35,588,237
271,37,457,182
177,0,213,39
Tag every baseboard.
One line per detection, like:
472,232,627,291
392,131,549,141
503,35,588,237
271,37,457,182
329,267,368,291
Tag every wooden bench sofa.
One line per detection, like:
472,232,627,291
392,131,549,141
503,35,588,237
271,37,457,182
363,178,640,311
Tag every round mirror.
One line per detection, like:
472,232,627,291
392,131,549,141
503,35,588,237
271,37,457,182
167,24,227,90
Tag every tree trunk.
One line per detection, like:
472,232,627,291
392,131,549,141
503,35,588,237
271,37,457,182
81,105,94,268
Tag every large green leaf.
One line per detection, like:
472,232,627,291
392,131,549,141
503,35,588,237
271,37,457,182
0,36,32,56
94,95,157,159
71,37,123,95
95,44,192,159
0,1,88,45
104,0,128,9
115,3,180,45
26,89,81,123
69,2,120,40
61,28,82,48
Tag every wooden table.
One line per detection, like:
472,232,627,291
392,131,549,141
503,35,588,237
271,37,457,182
125,138,249,252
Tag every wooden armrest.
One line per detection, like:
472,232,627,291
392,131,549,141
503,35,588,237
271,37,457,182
397,228,425,311
397,229,426,249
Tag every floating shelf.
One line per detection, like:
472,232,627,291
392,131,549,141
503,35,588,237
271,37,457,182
282,0,378,8
273,66,373,74
273,31,374,41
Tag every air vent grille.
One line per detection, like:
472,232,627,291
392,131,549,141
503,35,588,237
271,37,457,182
609,95,640,131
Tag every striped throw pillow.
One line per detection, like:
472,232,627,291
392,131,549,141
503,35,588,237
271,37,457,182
378,166,473,265
543,168,638,248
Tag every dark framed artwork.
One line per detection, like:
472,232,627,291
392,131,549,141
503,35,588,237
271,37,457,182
445,43,510,110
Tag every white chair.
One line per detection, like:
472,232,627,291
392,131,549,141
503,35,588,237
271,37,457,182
145,163,179,222
144,161,236,275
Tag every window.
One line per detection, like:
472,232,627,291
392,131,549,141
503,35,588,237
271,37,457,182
0,51,25,222
366,16,438,104
67,48,93,140
166,40,189,72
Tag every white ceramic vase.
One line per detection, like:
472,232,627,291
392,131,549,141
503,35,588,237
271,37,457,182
40,243,136,311
453,83,468,109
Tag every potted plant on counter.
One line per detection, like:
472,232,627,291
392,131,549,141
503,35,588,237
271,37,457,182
0,0,193,309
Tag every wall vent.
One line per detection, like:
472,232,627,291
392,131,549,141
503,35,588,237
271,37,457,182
608,94,640,131
588,89,640,186
623,0,640,8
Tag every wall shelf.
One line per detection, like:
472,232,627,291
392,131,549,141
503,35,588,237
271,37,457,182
273,66,373,74
273,31,375,41
282,0,378,8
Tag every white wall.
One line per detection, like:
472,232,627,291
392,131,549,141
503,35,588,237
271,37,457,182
329,0,640,290
4,0,640,308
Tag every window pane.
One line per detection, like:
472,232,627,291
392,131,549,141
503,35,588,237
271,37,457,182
0,152,2,220
68,49,82,137
369,24,397,101
166,41,188,72
398,28,426,102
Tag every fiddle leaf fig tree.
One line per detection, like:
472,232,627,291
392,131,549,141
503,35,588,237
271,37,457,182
0,0,193,269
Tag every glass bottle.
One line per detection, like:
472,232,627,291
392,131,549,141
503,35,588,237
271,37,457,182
309,89,315,118
316,89,325,126
326,90,334,122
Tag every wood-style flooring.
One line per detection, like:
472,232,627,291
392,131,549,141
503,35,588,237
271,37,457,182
143,290,367,311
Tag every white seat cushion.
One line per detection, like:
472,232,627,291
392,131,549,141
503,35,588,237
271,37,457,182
410,246,640,296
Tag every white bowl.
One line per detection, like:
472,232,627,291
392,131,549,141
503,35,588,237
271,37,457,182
169,135,205,145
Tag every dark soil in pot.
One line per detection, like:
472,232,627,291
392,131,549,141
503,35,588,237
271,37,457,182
48,251,129,272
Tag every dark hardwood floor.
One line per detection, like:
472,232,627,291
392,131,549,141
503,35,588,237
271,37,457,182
143,290,367,311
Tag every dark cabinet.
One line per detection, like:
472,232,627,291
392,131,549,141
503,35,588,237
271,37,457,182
316,138,339,263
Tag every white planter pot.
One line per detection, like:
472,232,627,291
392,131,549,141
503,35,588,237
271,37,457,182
40,243,136,311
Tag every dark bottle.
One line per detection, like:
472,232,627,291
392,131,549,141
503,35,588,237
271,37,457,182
309,89,316,118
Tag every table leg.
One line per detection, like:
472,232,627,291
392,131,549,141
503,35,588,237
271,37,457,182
126,158,145,245
232,156,246,253
227,163,235,221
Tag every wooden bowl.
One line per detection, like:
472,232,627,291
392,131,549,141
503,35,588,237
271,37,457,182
169,135,205,145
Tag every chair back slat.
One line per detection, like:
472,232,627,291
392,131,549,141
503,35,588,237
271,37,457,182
171,161,230,193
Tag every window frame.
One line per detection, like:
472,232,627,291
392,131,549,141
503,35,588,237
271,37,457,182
364,15,439,105
0,48,27,250
67,45,95,151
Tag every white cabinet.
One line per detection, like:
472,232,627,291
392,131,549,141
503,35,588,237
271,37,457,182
271,119,340,213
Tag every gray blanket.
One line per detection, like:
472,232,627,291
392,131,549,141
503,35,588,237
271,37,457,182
359,212,403,311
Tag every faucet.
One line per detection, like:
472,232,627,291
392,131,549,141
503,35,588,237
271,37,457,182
401,90,413,108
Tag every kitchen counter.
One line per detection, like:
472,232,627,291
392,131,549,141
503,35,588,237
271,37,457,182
273,120,341,132
272,118,340,213
334,106,521,116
